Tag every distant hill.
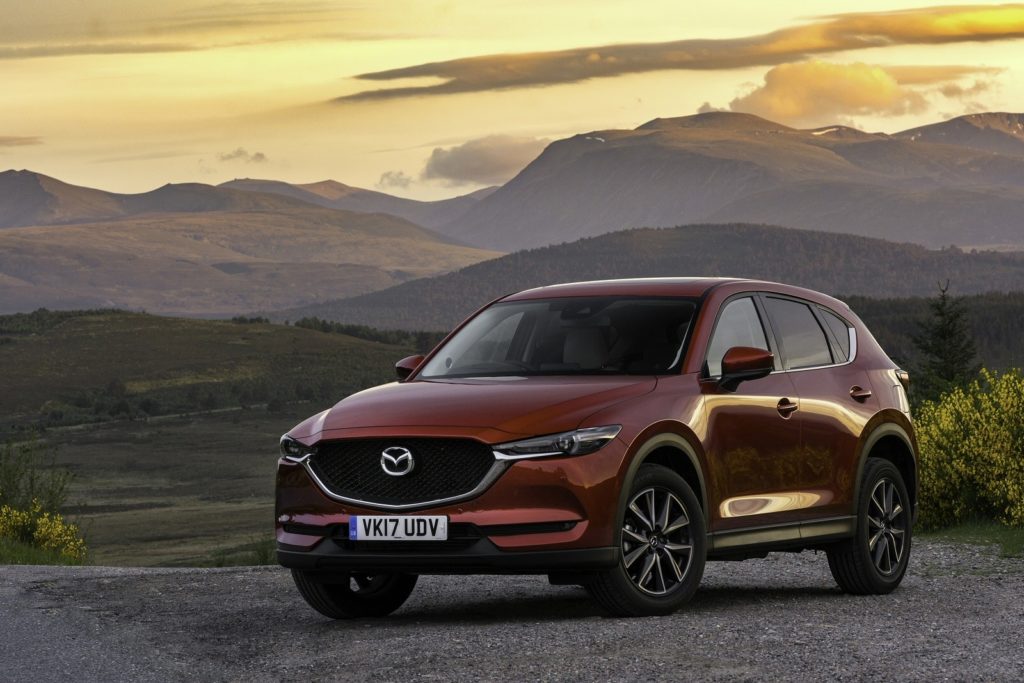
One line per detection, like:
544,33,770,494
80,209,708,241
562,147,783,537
0,171,499,315
895,113,1024,158
0,170,126,227
438,112,1024,251
269,223,1024,330
220,178,496,230
0,170,352,229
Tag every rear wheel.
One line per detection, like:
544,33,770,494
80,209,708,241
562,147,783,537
291,570,418,619
587,464,706,616
827,458,912,594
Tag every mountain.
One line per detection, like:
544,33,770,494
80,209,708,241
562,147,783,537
895,113,1024,158
0,171,499,315
0,170,126,227
437,112,1024,251
219,178,496,230
269,223,1024,331
0,170,355,229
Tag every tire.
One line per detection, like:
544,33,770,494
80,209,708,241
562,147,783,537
827,458,912,595
291,570,418,619
587,464,707,617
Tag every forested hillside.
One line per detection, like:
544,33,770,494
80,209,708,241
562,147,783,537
272,224,1024,331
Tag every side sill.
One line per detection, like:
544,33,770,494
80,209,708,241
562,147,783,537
708,516,856,553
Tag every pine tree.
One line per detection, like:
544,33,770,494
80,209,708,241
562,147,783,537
911,281,979,402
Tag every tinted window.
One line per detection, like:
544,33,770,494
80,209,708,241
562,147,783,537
764,298,833,369
419,297,697,378
819,308,851,361
705,297,769,376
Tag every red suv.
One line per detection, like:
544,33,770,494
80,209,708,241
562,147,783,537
277,278,916,617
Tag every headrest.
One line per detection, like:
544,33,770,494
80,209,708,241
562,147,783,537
563,327,607,369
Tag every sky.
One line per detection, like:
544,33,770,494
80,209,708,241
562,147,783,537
1,1,1023,198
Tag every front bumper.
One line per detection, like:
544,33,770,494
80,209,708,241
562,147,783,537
278,538,618,574
275,436,628,572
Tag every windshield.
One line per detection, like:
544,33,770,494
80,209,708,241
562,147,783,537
419,296,698,379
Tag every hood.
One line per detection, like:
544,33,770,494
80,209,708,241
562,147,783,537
289,376,656,442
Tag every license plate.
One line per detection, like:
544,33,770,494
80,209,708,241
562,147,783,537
349,515,448,541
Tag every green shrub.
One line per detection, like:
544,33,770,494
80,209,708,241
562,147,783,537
0,439,86,564
915,369,1024,529
0,500,87,563
0,438,71,513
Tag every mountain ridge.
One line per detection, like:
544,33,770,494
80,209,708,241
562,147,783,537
0,170,500,315
219,178,496,229
435,111,1024,251
268,223,1024,331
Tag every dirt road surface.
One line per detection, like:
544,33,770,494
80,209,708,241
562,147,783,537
1,539,1022,682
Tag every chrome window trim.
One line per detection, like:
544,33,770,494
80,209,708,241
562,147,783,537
298,457,509,512
702,295,771,379
774,326,858,374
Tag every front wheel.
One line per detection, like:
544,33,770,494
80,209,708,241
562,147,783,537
827,458,912,594
587,464,707,616
291,570,418,619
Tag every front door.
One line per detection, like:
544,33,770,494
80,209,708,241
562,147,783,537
700,295,804,533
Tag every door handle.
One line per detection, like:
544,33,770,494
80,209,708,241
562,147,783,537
776,398,798,417
849,386,873,402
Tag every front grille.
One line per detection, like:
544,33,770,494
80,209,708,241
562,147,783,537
308,437,499,507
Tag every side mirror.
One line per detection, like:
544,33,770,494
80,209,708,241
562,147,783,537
719,346,774,391
395,355,425,381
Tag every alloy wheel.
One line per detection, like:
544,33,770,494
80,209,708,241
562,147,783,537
621,487,694,595
867,478,907,576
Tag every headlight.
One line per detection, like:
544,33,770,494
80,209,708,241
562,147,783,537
493,425,621,460
280,435,315,462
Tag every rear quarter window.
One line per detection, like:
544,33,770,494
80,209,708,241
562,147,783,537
763,297,833,370
819,308,852,361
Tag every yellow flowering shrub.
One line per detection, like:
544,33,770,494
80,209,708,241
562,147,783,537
0,499,87,563
0,503,34,542
915,369,1024,529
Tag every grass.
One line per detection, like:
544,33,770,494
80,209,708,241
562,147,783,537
40,410,306,567
0,310,417,567
0,310,411,431
920,519,1024,558
203,535,278,567
0,536,84,566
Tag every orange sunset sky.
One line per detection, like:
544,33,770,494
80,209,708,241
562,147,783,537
2,1,1023,198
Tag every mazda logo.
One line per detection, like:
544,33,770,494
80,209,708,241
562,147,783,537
380,446,415,477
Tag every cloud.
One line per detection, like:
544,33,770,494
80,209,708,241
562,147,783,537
0,136,42,147
377,170,413,189
217,148,268,164
0,42,194,60
696,102,724,114
339,4,1024,100
937,80,992,98
0,3,391,60
421,135,548,186
726,61,1000,127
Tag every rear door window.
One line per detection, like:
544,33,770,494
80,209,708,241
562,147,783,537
763,297,833,370
705,297,770,376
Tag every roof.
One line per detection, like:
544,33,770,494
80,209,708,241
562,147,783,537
502,277,746,301
501,277,850,312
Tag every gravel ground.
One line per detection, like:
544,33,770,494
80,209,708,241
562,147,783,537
1,539,1022,682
